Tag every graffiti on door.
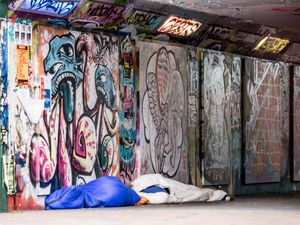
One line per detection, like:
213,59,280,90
139,42,188,183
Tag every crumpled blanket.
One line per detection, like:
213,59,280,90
131,174,228,204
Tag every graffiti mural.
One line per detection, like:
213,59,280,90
5,21,35,209
157,16,201,37
244,58,289,184
70,2,125,27
10,25,120,209
20,0,78,16
254,36,289,54
0,21,8,151
124,10,164,31
293,66,300,181
202,50,241,185
0,21,10,206
140,42,188,183
119,36,139,184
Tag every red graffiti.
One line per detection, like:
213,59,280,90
272,7,300,13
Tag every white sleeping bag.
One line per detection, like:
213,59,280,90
131,174,228,204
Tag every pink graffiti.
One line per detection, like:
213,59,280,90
29,135,56,183
73,116,97,174
58,106,72,187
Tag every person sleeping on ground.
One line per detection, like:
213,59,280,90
45,174,229,209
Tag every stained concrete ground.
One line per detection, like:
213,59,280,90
0,193,300,225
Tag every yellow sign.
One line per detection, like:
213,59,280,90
254,36,289,54
157,16,201,37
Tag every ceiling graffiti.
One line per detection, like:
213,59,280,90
254,36,290,54
157,16,202,37
15,0,79,16
7,0,300,64
123,10,164,31
69,2,126,27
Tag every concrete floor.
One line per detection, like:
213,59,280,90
1,193,300,225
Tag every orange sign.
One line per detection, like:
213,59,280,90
16,45,29,85
157,16,201,37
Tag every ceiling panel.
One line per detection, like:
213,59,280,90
146,0,300,33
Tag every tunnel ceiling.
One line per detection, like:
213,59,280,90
8,0,300,64
149,0,300,34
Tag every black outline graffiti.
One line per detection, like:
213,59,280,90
142,47,185,178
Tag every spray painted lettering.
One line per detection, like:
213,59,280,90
72,2,125,26
254,36,289,54
157,16,201,37
124,10,164,31
20,0,78,16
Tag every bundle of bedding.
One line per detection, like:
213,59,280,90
45,174,229,209
131,174,229,204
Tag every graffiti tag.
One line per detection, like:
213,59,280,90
78,2,126,26
20,0,78,16
124,10,164,30
157,16,201,37
254,36,289,54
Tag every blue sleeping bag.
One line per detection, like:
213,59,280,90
83,176,140,207
45,186,85,210
45,176,140,209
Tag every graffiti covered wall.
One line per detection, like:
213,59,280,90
119,36,139,184
202,50,241,185
139,42,189,183
9,25,120,209
2,20,300,211
243,58,289,184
